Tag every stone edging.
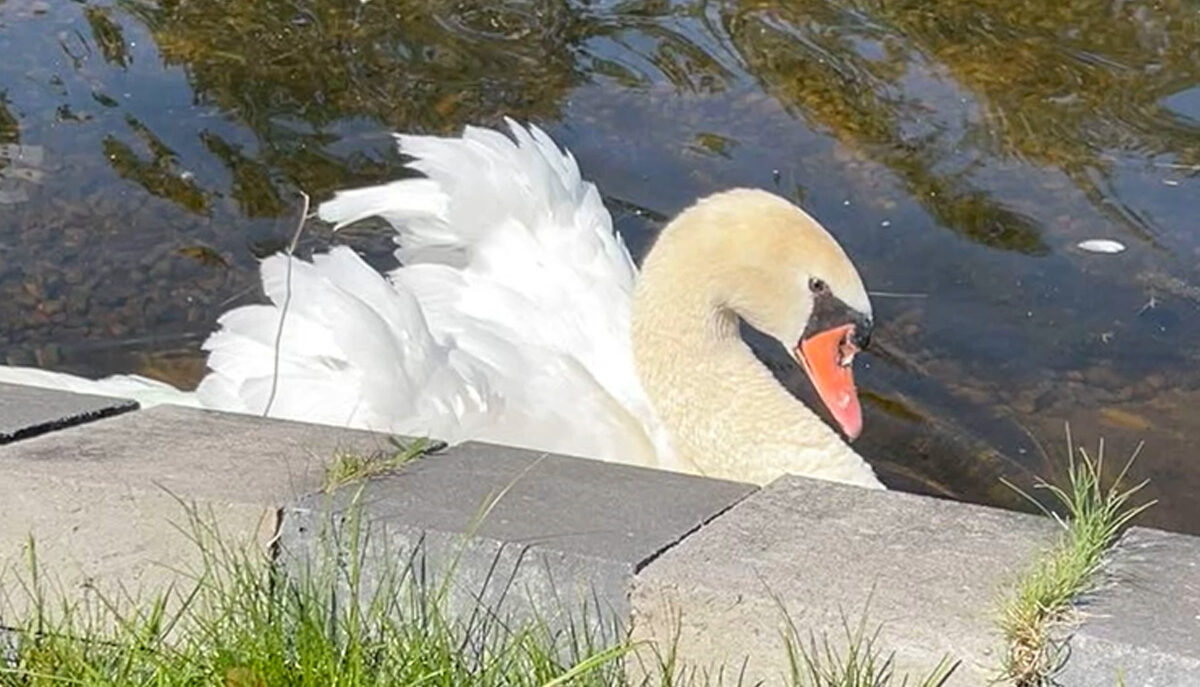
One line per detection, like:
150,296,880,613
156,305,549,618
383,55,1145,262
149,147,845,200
0,383,1196,685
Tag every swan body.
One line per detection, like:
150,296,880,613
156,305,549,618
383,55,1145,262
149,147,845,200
0,120,881,488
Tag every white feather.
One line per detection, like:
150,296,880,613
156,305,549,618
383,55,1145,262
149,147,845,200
0,365,198,408
1077,239,1126,254
2,120,673,471
314,118,670,466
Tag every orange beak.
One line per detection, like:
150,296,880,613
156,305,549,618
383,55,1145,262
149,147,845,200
793,324,863,440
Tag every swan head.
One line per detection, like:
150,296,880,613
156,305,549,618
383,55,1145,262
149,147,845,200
642,188,874,439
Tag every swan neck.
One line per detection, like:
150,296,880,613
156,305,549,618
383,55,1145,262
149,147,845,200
631,242,882,489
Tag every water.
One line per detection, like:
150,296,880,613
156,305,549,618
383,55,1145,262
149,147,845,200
2,0,1198,532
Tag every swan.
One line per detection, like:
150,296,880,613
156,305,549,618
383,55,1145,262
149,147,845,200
0,120,882,489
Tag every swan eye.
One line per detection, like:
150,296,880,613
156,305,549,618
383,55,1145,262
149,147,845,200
808,277,828,294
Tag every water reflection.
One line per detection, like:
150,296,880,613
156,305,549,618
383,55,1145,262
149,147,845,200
105,114,209,213
0,92,21,197
0,94,15,142
2,0,1199,532
83,5,129,67
728,5,1049,254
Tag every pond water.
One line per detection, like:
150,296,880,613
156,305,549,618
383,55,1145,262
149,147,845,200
2,0,1198,532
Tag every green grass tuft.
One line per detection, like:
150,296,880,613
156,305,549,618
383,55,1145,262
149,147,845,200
322,436,445,493
0,488,954,687
1,495,628,687
769,586,957,687
784,610,958,687
997,426,1156,686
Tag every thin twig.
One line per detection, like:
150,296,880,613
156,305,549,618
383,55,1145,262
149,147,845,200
263,191,311,418
216,284,259,308
868,291,929,299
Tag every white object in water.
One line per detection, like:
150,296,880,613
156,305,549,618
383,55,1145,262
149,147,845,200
1077,239,1126,254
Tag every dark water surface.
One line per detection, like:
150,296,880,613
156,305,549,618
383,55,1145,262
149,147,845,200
2,0,1198,531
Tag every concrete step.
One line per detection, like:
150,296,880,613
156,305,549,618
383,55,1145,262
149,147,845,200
0,381,135,444
0,403,390,610
1057,526,1200,686
277,441,755,648
2,383,1198,685
629,474,1061,686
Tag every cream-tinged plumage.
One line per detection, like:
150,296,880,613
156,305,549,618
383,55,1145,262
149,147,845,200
632,189,881,488
0,120,881,489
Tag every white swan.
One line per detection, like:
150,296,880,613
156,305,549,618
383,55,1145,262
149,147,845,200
0,120,882,489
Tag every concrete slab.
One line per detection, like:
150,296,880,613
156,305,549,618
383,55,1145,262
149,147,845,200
629,475,1061,686
0,382,136,444
278,443,756,646
0,405,397,615
1057,526,1200,686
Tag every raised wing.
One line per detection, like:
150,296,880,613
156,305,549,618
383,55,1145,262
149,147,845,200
204,121,673,468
